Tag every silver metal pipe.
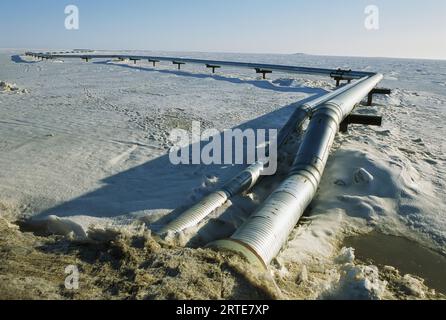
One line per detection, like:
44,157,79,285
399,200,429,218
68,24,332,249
158,161,265,234
210,73,383,267
158,77,371,235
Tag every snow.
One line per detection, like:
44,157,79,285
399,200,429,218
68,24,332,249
1,49,446,299
330,263,389,300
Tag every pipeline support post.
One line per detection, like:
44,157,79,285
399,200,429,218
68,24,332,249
149,59,160,67
331,69,355,87
367,88,392,106
206,64,221,74
255,68,272,79
340,114,383,133
173,61,186,70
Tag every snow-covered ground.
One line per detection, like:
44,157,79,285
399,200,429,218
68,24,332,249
1,50,445,299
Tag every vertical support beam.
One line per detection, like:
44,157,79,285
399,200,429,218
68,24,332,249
367,92,373,106
206,64,221,74
148,59,159,67
255,68,272,79
173,61,186,70
336,78,341,87
367,88,392,106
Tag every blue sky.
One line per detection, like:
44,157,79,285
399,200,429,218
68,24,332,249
0,0,445,59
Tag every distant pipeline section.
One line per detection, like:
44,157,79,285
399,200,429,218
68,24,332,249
25,50,374,82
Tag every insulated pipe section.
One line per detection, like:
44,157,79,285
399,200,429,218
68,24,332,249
210,73,383,267
159,107,311,235
158,78,371,235
159,161,265,234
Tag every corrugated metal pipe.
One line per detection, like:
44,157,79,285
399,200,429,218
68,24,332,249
157,108,309,235
158,77,373,236
209,73,383,268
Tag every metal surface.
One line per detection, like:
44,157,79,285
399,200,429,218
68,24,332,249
158,106,310,235
212,73,383,266
159,162,265,234
340,114,383,133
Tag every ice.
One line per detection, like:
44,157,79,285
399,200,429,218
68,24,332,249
329,264,389,300
335,247,356,264
400,275,427,299
353,168,374,185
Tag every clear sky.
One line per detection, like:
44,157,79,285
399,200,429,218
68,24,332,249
1,0,445,59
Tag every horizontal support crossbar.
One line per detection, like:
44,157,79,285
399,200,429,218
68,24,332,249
371,88,392,95
367,87,392,105
173,61,186,70
340,114,383,133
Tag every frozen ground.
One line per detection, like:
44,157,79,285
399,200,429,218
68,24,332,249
0,50,445,300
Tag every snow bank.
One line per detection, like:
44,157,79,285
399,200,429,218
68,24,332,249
0,81,27,94
329,263,389,300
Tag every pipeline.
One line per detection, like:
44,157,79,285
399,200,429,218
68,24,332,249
26,51,373,79
26,50,384,267
209,73,383,268
158,77,371,235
